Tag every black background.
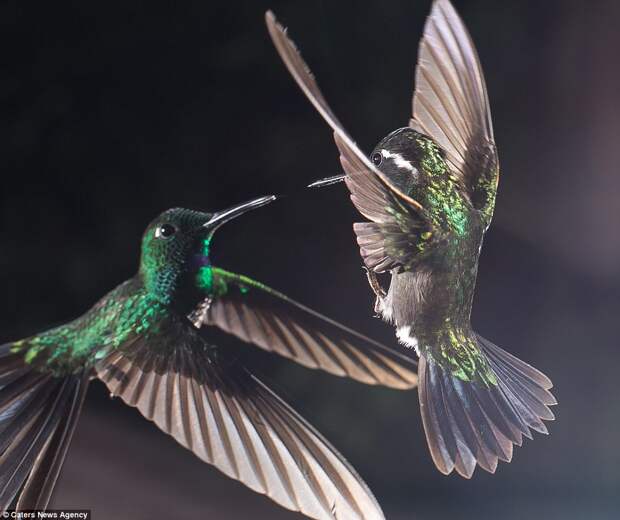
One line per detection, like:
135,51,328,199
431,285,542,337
2,1,619,518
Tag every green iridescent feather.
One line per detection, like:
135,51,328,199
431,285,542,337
425,328,497,386
415,136,470,237
11,280,167,375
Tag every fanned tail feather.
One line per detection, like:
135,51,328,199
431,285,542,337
0,344,89,511
418,334,556,478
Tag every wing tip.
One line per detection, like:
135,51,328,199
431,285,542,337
264,9,280,32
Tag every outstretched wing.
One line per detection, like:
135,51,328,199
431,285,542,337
410,0,499,226
336,134,448,272
193,268,417,389
96,318,384,520
266,11,447,273
0,344,89,512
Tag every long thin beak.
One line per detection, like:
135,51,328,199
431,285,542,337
203,195,277,233
307,174,345,188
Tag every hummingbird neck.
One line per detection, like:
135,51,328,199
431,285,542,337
192,236,226,297
139,265,180,305
139,236,225,308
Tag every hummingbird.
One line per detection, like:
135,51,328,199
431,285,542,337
266,0,556,478
1,195,419,519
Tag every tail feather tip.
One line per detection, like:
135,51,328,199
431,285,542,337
418,333,556,478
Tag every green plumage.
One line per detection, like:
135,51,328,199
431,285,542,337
11,208,213,375
10,208,278,377
12,279,165,375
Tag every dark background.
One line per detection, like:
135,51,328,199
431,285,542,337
2,0,619,518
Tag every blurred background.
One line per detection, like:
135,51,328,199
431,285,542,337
2,0,619,518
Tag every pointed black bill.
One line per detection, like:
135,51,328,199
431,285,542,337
203,195,276,234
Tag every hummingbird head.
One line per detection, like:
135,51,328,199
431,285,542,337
139,195,276,304
369,127,449,197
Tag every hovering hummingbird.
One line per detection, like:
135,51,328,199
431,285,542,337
1,195,419,519
266,0,556,478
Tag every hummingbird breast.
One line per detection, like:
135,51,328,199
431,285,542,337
386,231,483,346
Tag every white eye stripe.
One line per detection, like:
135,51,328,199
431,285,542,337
380,149,418,175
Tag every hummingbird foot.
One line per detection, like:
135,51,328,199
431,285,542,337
363,267,387,317
372,297,384,318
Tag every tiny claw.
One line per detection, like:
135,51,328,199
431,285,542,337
363,266,387,299
362,266,388,318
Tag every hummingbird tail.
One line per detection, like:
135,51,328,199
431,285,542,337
418,333,556,478
0,344,89,511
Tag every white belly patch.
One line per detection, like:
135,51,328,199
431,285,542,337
396,325,420,356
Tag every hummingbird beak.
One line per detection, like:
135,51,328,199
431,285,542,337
307,174,346,188
203,195,277,234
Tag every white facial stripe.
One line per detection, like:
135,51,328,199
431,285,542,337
380,149,418,175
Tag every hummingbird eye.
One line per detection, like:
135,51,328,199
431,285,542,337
155,223,177,239
372,152,383,166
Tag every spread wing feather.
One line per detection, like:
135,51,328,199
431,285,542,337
266,11,447,272
96,319,384,520
196,268,417,389
411,0,499,225
0,345,89,511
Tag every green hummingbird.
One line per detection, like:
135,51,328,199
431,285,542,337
1,195,419,519
266,0,556,478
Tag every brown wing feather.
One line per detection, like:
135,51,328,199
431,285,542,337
266,11,427,212
411,0,499,222
198,269,417,389
0,346,89,511
335,133,448,272
266,11,446,273
96,322,385,520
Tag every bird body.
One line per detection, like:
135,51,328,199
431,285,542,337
13,279,159,375
2,198,418,519
267,0,556,478
366,128,494,387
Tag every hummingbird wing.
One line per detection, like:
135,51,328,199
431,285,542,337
194,268,418,389
265,12,448,274
336,134,449,273
96,320,384,520
0,344,89,511
265,11,422,208
409,0,499,227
